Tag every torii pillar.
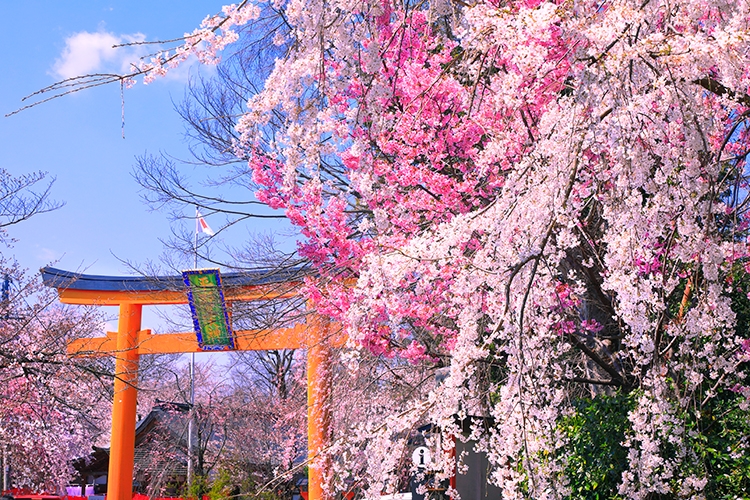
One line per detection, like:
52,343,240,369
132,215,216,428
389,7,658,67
41,267,338,500
109,303,142,500
306,316,332,500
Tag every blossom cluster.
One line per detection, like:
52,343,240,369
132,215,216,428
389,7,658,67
138,0,750,497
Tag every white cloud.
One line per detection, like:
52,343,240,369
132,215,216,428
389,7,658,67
35,245,62,265
52,30,147,80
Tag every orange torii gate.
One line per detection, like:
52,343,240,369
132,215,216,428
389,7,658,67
41,267,341,500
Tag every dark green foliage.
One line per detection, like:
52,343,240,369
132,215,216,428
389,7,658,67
727,261,750,338
686,389,750,498
558,382,750,499
686,259,750,497
560,393,634,500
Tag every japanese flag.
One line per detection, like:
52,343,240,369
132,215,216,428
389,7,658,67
196,209,215,236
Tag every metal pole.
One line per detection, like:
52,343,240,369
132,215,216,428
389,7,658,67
187,352,195,489
187,207,198,490
194,206,199,270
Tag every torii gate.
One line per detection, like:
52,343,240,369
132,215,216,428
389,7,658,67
41,267,340,500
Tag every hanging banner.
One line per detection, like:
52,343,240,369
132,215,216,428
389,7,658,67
182,269,235,350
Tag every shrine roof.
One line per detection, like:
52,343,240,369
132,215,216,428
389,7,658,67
40,266,310,297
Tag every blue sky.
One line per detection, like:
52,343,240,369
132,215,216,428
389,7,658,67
0,1,299,343
0,1,290,283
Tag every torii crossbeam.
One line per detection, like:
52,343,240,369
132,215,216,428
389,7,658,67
41,267,341,500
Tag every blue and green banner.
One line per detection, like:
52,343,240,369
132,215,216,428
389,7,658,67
182,269,234,350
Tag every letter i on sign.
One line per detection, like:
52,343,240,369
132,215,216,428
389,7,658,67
412,446,431,468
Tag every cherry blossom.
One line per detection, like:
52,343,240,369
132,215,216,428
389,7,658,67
125,0,750,497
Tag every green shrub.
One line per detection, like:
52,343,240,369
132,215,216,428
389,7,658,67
560,393,634,500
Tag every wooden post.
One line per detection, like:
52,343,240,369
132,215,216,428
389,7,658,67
307,316,332,500
107,303,142,500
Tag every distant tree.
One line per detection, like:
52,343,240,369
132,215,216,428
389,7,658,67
0,169,109,491
0,260,112,491
224,354,307,495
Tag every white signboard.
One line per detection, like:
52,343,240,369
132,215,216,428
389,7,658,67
412,446,431,468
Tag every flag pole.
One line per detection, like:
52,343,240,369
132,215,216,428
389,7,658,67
188,351,195,489
188,206,198,491
188,206,215,491
194,206,199,269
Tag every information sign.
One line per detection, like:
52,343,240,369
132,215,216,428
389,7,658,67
412,446,432,468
